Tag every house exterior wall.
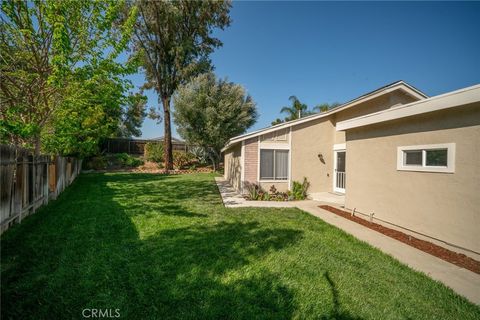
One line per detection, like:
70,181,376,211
258,130,290,192
291,118,335,193
223,143,242,191
334,91,418,144
244,138,258,183
223,88,422,195
287,89,419,194
344,103,480,253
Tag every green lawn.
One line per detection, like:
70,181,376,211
1,173,479,319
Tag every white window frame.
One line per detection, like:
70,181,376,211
258,148,290,182
397,143,455,173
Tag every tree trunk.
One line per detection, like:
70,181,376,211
162,96,173,170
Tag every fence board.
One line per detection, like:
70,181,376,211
0,145,81,233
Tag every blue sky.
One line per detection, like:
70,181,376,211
133,1,480,139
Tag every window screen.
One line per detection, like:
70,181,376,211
404,150,422,165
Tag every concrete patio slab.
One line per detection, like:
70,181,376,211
214,177,480,305
310,192,345,205
215,177,296,207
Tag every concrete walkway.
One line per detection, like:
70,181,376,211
214,177,480,305
215,177,297,207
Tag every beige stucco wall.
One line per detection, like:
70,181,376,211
344,103,480,253
244,138,258,183
291,118,335,193
334,90,419,144
259,182,289,192
224,143,242,191
259,128,290,144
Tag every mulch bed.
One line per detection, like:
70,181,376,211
83,168,214,174
319,205,480,275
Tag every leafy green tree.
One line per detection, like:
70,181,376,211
173,73,257,170
129,0,231,169
116,93,148,138
41,68,137,157
0,0,137,154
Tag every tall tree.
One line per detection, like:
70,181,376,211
130,0,231,170
116,93,148,138
280,95,308,121
173,73,257,170
0,0,137,154
312,102,342,113
271,99,342,125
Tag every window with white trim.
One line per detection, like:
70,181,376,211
397,143,455,173
260,149,289,180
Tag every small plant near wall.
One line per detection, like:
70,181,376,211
243,178,310,201
291,177,310,200
244,182,262,200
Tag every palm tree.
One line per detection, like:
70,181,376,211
271,118,284,126
312,102,341,113
280,95,308,121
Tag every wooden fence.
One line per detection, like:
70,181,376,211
0,145,82,233
101,138,188,155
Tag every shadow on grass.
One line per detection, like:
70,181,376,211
320,272,364,320
1,173,300,319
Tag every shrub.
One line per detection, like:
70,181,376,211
112,153,144,167
144,142,164,163
244,182,263,200
291,177,310,200
189,146,208,164
173,151,195,169
268,185,288,201
84,155,107,170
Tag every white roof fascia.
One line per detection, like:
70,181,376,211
336,84,480,131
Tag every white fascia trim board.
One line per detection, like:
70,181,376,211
337,84,480,131
221,82,426,152
333,143,346,151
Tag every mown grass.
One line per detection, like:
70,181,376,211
1,173,479,319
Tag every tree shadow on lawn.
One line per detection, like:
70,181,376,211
320,272,364,320
1,173,300,319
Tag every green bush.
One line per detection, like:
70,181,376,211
291,177,310,200
173,151,195,169
85,155,108,170
112,153,144,167
145,142,164,163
